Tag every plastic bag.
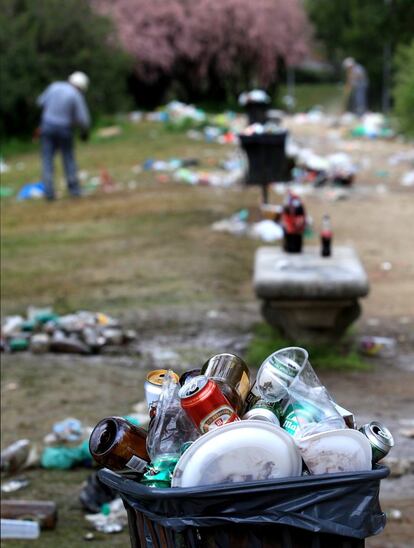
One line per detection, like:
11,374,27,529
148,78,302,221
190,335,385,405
40,439,92,470
99,465,389,540
146,371,199,462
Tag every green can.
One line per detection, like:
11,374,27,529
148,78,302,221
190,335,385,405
243,398,283,425
359,422,394,464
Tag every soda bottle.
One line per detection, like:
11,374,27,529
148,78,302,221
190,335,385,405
281,192,306,253
320,214,332,257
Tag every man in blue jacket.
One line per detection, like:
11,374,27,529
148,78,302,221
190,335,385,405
37,72,90,200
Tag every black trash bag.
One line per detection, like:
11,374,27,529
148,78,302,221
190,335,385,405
99,465,389,544
80,471,117,513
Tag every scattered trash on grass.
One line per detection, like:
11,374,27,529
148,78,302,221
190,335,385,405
1,478,29,493
0,159,11,174
401,170,414,187
0,186,14,198
1,308,137,356
95,126,122,139
358,336,397,358
85,498,127,534
386,509,403,521
0,519,40,540
0,440,38,475
17,182,46,200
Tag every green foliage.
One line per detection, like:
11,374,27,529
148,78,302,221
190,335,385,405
305,0,414,106
0,0,132,138
393,40,414,136
246,324,370,371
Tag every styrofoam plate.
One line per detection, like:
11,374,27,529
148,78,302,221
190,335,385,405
172,420,302,488
297,428,372,475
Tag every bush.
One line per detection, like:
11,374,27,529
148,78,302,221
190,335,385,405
0,0,132,138
393,40,414,136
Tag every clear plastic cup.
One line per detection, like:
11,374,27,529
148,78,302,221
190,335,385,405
256,347,345,438
255,347,308,402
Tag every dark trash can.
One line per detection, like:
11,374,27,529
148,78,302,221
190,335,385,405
99,465,389,548
239,132,289,186
245,101,269,125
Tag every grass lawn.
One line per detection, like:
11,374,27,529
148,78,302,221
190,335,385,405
1,120,262,316
277,83,344,113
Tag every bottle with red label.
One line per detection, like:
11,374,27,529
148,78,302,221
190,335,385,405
179,375,240,434
320,214,332,257
281,191,306,253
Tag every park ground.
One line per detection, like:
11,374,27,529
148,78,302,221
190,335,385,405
1,110,413,547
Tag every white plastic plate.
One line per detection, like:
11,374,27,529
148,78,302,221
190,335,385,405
297,428,372,475
172,420,302,488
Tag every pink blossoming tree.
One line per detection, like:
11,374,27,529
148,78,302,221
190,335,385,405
93,0,310,102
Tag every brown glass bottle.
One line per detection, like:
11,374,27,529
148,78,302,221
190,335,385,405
89,417,150,472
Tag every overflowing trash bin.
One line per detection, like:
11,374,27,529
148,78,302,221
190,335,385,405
91,347,393,548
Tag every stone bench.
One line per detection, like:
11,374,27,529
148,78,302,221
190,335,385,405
253,246,369,343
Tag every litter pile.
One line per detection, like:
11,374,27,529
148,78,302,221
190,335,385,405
164,101,206,126
90,347,394,490
186,126,239,144
291,108,395,140
1,307,137,355
289,145,357,187
144,101,243,144
142,152,245,187
351,113,395,139
240,121,285,136
212,208,284,242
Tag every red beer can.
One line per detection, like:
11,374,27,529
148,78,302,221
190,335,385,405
179,375,240,434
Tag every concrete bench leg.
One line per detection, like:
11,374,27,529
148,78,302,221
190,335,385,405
261,299,361,344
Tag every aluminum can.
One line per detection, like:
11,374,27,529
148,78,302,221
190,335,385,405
144,369,179,408
243,383,283,425
179,375,240,434
201,353,251,413
243,406,280,426
359,422,394,463
179,369,201,386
